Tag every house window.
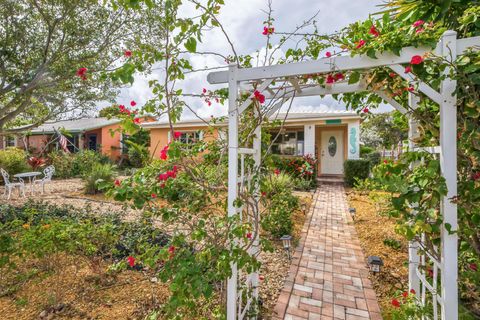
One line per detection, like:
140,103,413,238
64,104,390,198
179,131,202,144
271,130,304,156
4,136,16,147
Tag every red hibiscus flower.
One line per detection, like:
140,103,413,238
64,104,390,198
369,25,380,37
410,289,416,295
325,51,332,58
130,100,136,107
114,179,121,186
405,66,412,73
253,90,266,104
355,39,366,49
410,55,423,65
391,299,401,308
362,107,369,113
133,118,141,124
124,50,132,58
326,74,335,84
246,232,252,239
173,131,182,139
127,256,135,267
413,20,425,28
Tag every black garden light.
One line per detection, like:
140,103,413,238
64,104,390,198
349,207,356,219
367,256,384,274
280,235,292,259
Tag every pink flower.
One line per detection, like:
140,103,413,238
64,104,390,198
391,299,401,308
246,232,252,239
202,88,207,94
405,66,412,73
124,50,132,58
114,179,121,186
355,39,366,49
416,28,424,34
253,90,265,104
127,256,135,267
274,168,280,175
325,51,332,58
133,118,141,124
369,25,379,37
130,100,137,107
118,104,126,112
173,131,182,139
410,55,423,65
413,20,425,28
262,26,274,35
326,74,335,84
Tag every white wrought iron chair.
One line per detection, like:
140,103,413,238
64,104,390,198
34,165,55,194
1,168,25,200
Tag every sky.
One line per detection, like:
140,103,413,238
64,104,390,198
114,0,392,120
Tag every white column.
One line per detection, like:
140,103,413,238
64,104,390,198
408,93,421,297
440,30,458,320
227,64,239,320
304,124,315,157
347,120,360,159
251,106,261,305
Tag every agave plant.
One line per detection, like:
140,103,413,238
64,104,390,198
27,156,46,170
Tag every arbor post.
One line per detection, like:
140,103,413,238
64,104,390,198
439,30,458,320
227,63,239,320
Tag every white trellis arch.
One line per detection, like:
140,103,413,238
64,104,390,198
207,31,480,320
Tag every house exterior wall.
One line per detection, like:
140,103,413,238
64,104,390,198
99,125,121,160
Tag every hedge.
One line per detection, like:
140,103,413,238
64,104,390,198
344,159,370,187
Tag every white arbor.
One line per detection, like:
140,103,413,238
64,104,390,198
207,31,480,320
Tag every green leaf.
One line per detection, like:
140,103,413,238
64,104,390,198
184,37,197,53
348,71,361,84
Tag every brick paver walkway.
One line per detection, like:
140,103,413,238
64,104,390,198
273,185,382,320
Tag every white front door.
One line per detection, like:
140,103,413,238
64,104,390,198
320,130,344,175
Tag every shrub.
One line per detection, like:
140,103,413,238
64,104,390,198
47,150,110,178
360,145,374,157
127,143,150,168
365,151,381,168
271,155,317,189
262,172,294,196
0,147,29,176
344,159,370,187
83,163,116,194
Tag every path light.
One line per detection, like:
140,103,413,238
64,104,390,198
367,256,384,274
301,203,307,214
280,235,292,259
349,207,356,219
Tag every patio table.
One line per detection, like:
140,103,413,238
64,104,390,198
14,172,42,196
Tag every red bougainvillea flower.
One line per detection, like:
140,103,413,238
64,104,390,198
246,232,252,239
168,245,175,254
325,51,332,58
326,74,335,84
133,118,141,124
391,299,401,308
410,55,423,65
469,263,478,271
389,72,396,78
274,168,280,175
334,73,344,81
76,67,87,80
473,172,480,181
114,179,121,186
369,25,380,37
402,291,408,298
127,256,135,267
427,267,433,278
362,107,369,113
130,100,137,107
253,90,266,104
413,20,425,28
355,39,366,49
406,86,415,92
410,289,416,295
124,50,132,58
173,131,182,139
404,66,412,73
151,193,157,199
259,275,265,281
160,145,169,160
118,104,126,112
262,26,274,35
261,191,267,197
416,28,424,34
202,88,207,94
